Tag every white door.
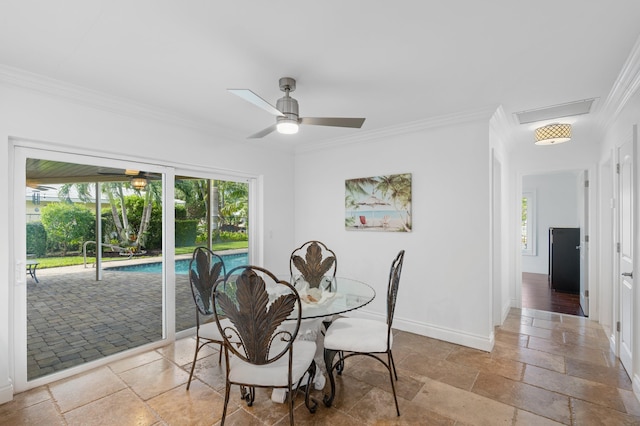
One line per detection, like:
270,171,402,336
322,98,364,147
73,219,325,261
618,134,634,375
578,170,589,316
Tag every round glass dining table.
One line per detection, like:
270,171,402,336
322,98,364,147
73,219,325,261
287,276,376,320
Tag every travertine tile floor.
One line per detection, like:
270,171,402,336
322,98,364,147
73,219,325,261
2,308,640,425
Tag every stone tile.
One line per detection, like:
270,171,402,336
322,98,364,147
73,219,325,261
446,346,524,381
523,365,627,412
0,399,64,425
619,388,640,417
107,349,163,374
0,386,51,417
514,409,566,425
494,329,529,347
118,358,190,400
527,336,609,367
393,330,456,359
63,388,158,426
156,336,219,368
565,357,633,390
397,353,478,391
340,385,455,425
189,352,228,391
563,328,612,347
49,366,126,412
500,322,556,340
147,379,227,425
531,318,560,330
342,355,423,402
491,341,565,373
521,309,563,322
471,372,571,424
571,397,640,425
8,307,637,426
321,372,374,412
412,377,515,425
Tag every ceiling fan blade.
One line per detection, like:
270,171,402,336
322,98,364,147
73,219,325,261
300,117,366,128
228,89,284,117
248,124,277,139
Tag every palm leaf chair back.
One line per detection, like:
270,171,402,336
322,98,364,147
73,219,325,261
290,240,337,290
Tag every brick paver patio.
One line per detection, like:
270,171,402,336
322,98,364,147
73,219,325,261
26,257,197,380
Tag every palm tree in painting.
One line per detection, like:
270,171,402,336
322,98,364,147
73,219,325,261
374,173,412,231
345,177,378,228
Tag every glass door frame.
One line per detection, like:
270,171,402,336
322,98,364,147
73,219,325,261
172,167,259,340
11,142,175,391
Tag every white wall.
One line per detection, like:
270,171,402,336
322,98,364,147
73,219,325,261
0,80,296,403
293,114,495,351
522,171,580,274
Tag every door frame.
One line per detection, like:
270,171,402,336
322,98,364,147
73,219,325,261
11,142,175,391
9,138,260,392
516,166,596,317
614,125,636,376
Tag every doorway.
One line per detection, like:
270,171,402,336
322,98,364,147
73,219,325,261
520,170,588,317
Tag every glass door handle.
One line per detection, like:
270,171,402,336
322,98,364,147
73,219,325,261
621,272,633,278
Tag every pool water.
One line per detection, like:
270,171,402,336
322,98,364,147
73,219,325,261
105,252,249,274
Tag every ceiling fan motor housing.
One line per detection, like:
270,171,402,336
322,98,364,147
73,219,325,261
276,95,299,122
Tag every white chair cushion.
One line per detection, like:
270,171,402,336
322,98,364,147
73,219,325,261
228,340,316,387
323,318,391,353
199,318,237,341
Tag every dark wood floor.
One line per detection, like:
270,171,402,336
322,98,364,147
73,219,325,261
522,272,585,317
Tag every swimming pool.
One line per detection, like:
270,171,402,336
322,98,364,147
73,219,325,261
104,252,249,274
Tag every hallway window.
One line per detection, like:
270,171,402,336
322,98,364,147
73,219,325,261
522,191,536,255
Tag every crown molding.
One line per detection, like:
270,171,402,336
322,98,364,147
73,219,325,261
295,105,498,154
598,35,640,129
489,105,512,153
0,64,239,137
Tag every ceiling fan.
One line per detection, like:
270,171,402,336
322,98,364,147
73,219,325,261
97,169,160,190
228,77,366,138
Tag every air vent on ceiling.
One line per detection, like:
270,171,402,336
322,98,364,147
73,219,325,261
514,98,596,125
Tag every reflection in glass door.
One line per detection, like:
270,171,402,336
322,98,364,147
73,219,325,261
174,176,250,334
22,155,166,381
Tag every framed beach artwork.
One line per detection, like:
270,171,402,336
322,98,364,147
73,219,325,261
345,173,412,232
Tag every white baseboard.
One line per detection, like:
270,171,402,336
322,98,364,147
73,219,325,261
633,374,640,403
0,381,13,405
347,310,495,352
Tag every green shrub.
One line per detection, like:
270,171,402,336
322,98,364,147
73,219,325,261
41,203,95,255
175,220,198,247
26,221,47,257
175,203,187,220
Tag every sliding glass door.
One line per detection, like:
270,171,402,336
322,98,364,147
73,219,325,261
14,146,172,388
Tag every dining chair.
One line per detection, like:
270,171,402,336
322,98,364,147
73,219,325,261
213,265,318,425
289,240,337,290
186,246,228,390
322,249,405,416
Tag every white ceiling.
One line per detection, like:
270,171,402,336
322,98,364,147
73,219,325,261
2,1,640,150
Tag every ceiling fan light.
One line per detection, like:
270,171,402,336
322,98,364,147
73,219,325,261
131,176,148,190
534,123,572,145
277,119,299,134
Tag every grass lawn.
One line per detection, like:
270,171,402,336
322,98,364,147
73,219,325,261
35,241,249,269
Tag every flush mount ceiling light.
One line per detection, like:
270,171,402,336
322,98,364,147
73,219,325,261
534,123,572,145
130,176,148,190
